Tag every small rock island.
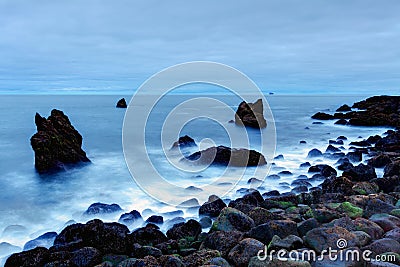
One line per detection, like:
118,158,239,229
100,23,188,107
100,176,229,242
30,109,90,173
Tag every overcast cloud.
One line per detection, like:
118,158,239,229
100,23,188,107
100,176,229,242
0,0,399,94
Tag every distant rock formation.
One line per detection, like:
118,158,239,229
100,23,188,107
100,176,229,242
171,135,197,149
185,145,266,167
235,99,267,128
30,109,90,173
116,98,127,108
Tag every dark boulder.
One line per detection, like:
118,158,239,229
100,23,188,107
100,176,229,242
30,109,90,173
146,215,163,224
334,119,348,125
245,220,298,244
128,224,168,247
336,104,352,112
201,230,243,258
321,176,354,195
307,148,322,158
325,145,340,153
185,145,266,167
349,140,371,147
342,163,377,182
53,219,129,254
346,151,362,163
84,203,122,216
235,99,267,128
368,154,392,168
166,219,201,240
171,135,197,149
384,160,400,177
371,176,400,193
116,98,127,108
5,247,49,267
311,112,334,120
118,210,143,226
23,232,57,251
70,247,102,267
308,164,337,177
199,195,227,217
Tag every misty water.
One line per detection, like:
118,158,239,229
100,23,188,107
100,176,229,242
0,94,389,261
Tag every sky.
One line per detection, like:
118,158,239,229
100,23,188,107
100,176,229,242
0,0,399,95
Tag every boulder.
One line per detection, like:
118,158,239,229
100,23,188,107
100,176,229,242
368,154,392,168
342,163,377,182
30,109,90,173
118,210,143,226
246,220,298,244
211,207,255,232
201,230,243,257
70,247,102,267
228,238,265,267
311,112,334,120
185,145,267,167
199,195,227,217
337,104,352,112
384,160,400,177
182,249,220,267
4,247,49,267
53,219,129,254
304,226,357,253
128,224,168,247
335,119,348,125
116,98,127,108
362,238,400,256
307,148,322,158
235,99,267,128
84,203,122,216
23,232,57,251
171,135,197,149
166,219,201,240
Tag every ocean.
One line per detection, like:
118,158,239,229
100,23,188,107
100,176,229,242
0,94,389,259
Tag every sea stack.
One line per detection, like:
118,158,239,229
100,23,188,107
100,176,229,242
116,98,127,108
235,99,267,128
30,109,90,173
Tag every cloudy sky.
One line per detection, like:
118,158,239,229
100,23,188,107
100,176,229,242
0,0,399,94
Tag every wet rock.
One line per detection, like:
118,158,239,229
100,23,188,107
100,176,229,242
248,177,262,184
368,154,392,168
297,218,320,237
384,228,400,242
336,202,363,219
262,190,280,198
159,255,185,267
171,135,197,148
70,247,102,267
304,226,357,253
54,219,129,254
182,249,220,267
338,161,354,171
321,176,354,195
300,140,307,144
343,163,377,182
30,109,90,173
116,98,127,108
84,203,122,216
307,148,323,158
248,207,283,226
352,182,379,195
228,238,265,267
331,217,384,240
4,247,49,267
23,232,57,251
269,234,303,250
178,198,200,208
346,151,363,163
166,219,201,240
292,185,308,194
308,164,337,177
362,238,400,256
384,160,400,177
364,199,395,218
211,207,255,232
369,213,400,232
274,154,284,160
128,224,168,247
131,243,162,259
337,104,352,112
267,174,281,179
246,220,298,244
235,99,267,128
300,162,311,168
207,257,231,267
338,136,348,140
330,139,344,145
146,215,163,224
118,210,143,226
117,258,137,267
199,195,227,218
312,112,334,120
201,230,243,257
186,145,267,167
335,119,348,125
350,140,371,147
326,145,341,153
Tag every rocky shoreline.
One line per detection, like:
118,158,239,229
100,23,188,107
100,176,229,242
5,96,400,267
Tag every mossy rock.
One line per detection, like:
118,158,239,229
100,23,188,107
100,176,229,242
336,202,363,219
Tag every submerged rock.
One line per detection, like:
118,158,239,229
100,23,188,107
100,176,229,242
185,145,266,167
116,98,127,108
30,109,90,173
235,99,267,128
84,203,122,216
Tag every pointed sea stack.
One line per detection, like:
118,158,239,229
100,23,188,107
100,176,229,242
235,99,267,128
30,109,90,173
116,98,127,108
